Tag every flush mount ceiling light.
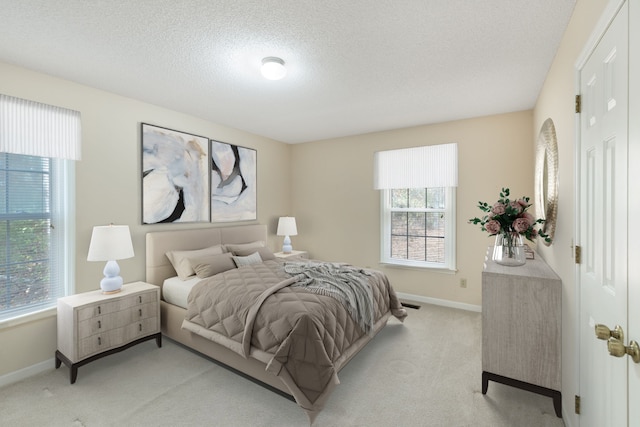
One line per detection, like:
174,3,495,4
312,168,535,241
261,57,287,80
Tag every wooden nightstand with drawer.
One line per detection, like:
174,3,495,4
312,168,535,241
55,281,162,383
274,250,309,259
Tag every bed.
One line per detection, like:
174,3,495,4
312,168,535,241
145,224,407,422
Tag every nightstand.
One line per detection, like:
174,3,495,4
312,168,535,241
55,281,161,384
274,250,309,259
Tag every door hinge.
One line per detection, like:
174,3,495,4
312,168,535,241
575,395,581,414
575,245,582,264
575,94,581,113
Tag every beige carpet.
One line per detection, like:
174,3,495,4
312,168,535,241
0,304,565,426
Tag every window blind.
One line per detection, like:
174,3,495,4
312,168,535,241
0,94,81,160
373,142,458,189
0,153,67,321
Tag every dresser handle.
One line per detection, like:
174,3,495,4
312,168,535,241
139,323,142,332
139,296,142,304
98,337,102,346
98,306,101,315
98,320,101,329
139,308,142,317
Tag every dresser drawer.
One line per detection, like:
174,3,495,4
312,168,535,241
125,317,159,342
76,290,157,321
129,301,158,322
78,328,123,359
77,299,121,322
77,311,121,339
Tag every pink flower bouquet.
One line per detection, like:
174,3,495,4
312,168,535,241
469,187,551,244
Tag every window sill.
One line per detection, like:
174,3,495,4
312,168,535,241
0,307,57,330
379,261,457,274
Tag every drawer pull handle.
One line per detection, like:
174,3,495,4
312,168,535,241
98,337,101,346
98,320,101,329
139,323,142,332
139,308,142,317
98,306,101,315
139,296,142,304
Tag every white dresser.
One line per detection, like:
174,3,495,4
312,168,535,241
55,281,161,383
481,250,562,417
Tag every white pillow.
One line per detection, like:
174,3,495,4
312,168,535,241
232,251,263,267
166,244,225,280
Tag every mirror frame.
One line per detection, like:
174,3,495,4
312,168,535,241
535,118,558,246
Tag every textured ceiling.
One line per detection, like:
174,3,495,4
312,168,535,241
0,0,576,144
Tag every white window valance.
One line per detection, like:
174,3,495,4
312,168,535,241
0,94,81,160
373,142,458,189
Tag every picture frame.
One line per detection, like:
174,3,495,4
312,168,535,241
210,140,257,222
141,123,210,224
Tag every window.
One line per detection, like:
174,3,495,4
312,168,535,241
374,143,457,271
0,153,73,321
0,94,79,322
381,187,456,270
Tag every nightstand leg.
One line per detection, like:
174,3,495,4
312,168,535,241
482,371,489,394
155,333,162,348
55,352,62,369
552,392,562,418
70,366,78,384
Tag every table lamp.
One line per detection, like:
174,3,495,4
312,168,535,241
87,224,135,294
277,217,298,253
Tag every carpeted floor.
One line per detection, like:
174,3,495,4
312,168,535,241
0,304,565,426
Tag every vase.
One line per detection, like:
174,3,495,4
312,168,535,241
492,232,526,266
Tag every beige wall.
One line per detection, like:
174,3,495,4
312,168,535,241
533,0,608,425
290,110,534,307
0,61,291,377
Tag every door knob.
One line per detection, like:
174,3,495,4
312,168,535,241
607,338,640,363
595,324,624,342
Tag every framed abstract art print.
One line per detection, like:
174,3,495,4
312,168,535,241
141,123,210,224
210,140,257,222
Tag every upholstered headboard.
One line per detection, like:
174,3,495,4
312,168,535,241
145,224,267,288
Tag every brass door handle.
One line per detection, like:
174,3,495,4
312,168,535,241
595,324,624,342
608,338,640,364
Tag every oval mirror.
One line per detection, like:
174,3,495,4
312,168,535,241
535,118,558,246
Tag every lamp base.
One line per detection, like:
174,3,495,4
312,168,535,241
282,235,293,254
100,260,124,294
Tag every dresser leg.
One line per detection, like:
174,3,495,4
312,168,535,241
70,366,78,384
55,352,62,369
552,391,562,417
155,333,162,348
482,371,562,418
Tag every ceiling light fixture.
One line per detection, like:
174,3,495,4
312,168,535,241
261,57,287,80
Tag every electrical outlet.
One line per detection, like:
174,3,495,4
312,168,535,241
460,278,467,288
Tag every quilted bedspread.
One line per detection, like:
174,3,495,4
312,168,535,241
181,259,407,421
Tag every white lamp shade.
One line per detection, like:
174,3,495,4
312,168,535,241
277,217,298,236
87,225,135,261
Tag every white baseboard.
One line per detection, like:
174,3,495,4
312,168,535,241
0,358,54,388
396,292,481,313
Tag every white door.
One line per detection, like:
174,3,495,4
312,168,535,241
578,2,629,426
628,0,640,424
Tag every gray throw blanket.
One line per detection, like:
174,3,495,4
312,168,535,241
284,261,375,335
